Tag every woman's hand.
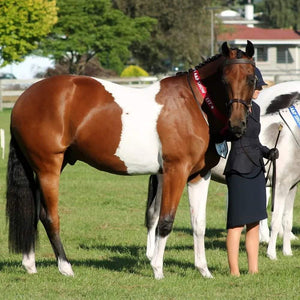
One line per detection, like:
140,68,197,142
268,148,279,160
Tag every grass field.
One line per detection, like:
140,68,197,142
0,109,299,299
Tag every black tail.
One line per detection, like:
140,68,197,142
145,175,158,229
6,135,38,254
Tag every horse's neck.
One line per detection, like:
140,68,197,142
197,57,228,135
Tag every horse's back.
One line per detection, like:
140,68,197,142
11,75,164,174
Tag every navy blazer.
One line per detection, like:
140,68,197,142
224,101,270,175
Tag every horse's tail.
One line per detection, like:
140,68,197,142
145,174,158,229
6,135,38,254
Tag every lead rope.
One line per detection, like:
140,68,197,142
266,123,283,211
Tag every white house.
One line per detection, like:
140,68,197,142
217,4,300,83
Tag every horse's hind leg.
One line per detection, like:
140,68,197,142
22,180,40,274
187,172,213,278
38,168,74,276
145,174,163,260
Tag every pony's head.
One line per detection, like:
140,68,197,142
221,40,256,138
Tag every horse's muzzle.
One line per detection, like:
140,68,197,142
229,121,247,138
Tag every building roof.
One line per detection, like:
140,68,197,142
218,25,300,45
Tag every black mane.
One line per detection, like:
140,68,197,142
266,92,300,114
176,47,245,76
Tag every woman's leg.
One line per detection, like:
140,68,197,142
227,226,243,276
245,221,259,274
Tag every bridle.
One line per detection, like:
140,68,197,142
187,56,256,126
223,58,256,111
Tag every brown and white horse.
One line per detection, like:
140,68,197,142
6,41,255,278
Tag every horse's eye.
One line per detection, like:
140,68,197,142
247,75,255,86
222,77,228,85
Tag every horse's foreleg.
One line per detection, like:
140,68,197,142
282,185,297,256
187,172,213,278
146,174,163,260
267,184,285,260
259,187,270,243
38,171,74,276
150,169,187,279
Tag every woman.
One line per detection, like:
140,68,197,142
224,68,279,276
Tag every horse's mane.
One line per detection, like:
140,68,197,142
266,92,300,114
195,53,223,70
176,47,246,77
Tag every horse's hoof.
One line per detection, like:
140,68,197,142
290,232,298,241
58,259,74,277
267,253,277,260
151,263,164,280
259,235,270,243
197,267,213,278
154,272,164,280
23,264,37,274
283,250,293,257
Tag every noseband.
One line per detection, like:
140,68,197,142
223,58,256,112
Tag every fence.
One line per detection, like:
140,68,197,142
0,76,158,111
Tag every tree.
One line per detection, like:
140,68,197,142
261,0,300,30
0,0,57,66
40,0,156,75
113,0,221,74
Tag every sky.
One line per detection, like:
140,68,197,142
0,56,54,79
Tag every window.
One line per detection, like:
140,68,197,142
277,47,293,64
256,47,268,62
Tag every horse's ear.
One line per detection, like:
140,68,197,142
245,40,254,58
221,42,230,57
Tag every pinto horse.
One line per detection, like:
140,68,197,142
6,41,255,278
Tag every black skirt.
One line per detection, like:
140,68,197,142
226,169,268,229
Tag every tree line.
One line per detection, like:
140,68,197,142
0,0,299,76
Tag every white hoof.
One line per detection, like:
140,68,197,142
154,270,164,280
267,253,277,260
23,262,37,274
197,267,213,278
58,258,74,277
151,263,164,280
283,250,293,257
22,252,37,274
259,234,270,244
290,232,298,241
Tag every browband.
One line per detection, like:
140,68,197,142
223,58,255,67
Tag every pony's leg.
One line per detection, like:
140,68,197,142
150,169,187,280
267,183,285,260
259,187,270,243
282,185,297,256
38,170,74,276
187,171,213,278
22,248,37,274
146,174,163,260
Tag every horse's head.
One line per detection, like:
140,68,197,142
221,40,256,138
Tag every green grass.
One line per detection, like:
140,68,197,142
0,109,299,299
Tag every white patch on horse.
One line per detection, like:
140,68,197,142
96,79,163,174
